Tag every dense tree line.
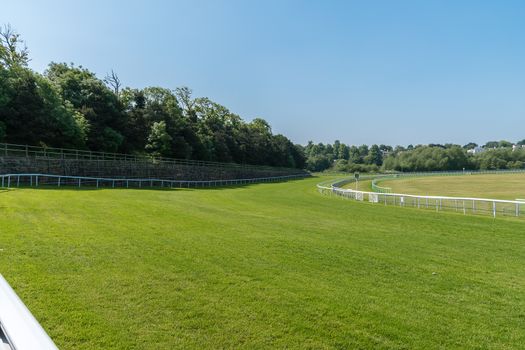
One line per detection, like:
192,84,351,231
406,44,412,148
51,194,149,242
304,141,391,172
306,140,525,173
0,25,305,168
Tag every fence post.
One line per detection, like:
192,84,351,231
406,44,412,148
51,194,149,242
493,201,496,218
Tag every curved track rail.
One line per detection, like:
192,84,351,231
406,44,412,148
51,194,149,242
318,172,525,219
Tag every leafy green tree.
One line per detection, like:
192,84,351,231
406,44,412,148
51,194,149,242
306,155,331,172
365,144,383,166
0,24,29,68
463,142,478,150
45,62,125,151
0,67,86,147
498,140,513,148
146,121,172,157
484,141,499,149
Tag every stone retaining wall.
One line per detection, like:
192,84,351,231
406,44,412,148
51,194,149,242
0,156,308,180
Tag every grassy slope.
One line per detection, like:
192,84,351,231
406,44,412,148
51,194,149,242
0,177,525,349
378,173,525,200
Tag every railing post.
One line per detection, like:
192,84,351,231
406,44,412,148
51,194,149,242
493,201,496,218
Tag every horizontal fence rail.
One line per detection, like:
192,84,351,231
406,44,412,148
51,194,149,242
370,169,525,193
0,275,58,350
0,173,309,189
318,173,525,219
0,142,303,173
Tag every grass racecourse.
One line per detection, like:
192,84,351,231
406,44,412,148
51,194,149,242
377,173,525,200
1,176,525,349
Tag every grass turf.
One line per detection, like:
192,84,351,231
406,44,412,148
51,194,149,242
0,176,525,349
377,173,525,200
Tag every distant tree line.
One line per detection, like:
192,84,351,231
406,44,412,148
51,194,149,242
0,25,305,168
305,140,525,173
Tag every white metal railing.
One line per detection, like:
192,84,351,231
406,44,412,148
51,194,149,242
0,173,309,189
370,169,525,193
0,275,58,350
317,176,525,219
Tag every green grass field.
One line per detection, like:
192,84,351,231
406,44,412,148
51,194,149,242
1,177,525,349
377,173,525,200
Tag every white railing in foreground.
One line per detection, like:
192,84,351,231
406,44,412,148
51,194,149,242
0,173,309,189
317,177,525,219
0,275,58,350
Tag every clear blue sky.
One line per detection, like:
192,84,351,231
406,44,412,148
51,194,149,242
4,0,525,146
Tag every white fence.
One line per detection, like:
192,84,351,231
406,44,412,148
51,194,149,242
318,176,525,219
0,275,58,350
370,169,525,193
0,173,309,189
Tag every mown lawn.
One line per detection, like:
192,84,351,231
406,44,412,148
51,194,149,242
1,176,525,349
378,173,525,200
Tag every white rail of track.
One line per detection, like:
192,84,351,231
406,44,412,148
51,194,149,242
317,174,525,219
0,275,58,350
0,173,308,189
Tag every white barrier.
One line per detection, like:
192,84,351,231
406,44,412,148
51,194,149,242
0,275,58,350
0,173,309,189
318,176,525,219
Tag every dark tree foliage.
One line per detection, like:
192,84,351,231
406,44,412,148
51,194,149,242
0,25,305,168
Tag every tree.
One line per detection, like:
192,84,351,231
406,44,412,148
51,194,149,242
104,70,121,97
0,24,29,68
484,141,499,149
463,142,478,150
146,121,172,157
306,155,331,172
498,140,513,148
45,62,125,151
0,67,87,148
365,144,383,166
339,144,350,160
